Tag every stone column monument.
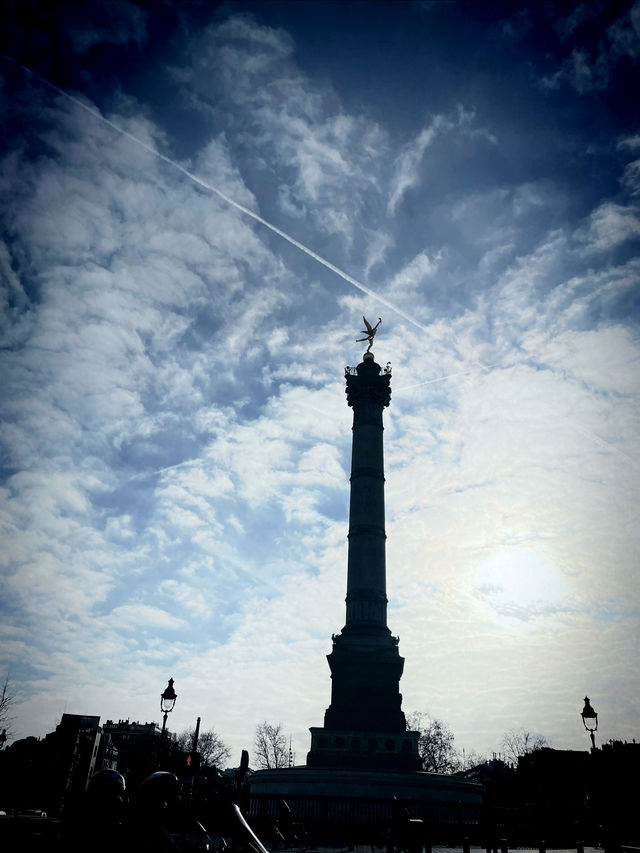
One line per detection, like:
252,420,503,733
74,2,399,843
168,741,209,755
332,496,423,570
248,325,483,825
307,332,420,770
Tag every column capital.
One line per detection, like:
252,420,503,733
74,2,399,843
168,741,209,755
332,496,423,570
345,355,391,409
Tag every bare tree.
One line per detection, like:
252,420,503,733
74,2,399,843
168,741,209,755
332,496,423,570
500,728,548,765
254,721,288,769
176,727,231,768
458,748,488,771
406,711,460,774
0,675,15,743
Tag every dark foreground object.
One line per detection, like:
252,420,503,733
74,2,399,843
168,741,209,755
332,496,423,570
0,799,269,853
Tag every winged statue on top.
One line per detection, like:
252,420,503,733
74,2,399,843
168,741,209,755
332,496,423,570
356,316,382,353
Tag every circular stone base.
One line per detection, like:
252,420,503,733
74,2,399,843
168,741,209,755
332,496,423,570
247,765,483,833
250,765,482,803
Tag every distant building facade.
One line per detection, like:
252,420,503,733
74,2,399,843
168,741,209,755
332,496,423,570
44,714,103,803
0,714,178,813
103,719,175,786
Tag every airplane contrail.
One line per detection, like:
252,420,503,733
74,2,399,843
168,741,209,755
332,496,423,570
396,361,640,469
571,422,640,471
1,52,428,332
393,362,501,393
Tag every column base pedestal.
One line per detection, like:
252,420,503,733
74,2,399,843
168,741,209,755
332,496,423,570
307,726,420,770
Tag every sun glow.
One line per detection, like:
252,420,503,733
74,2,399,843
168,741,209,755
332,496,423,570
472,546,571,623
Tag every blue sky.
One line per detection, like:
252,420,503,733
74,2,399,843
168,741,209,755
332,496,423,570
1,0,638,765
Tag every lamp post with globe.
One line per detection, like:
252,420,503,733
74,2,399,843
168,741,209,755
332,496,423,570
159,677,177,767
581,696,598,751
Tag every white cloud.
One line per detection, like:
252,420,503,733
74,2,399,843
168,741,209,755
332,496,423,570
621,160,640,196
387,107,495,216
384,249,440,310
576,202,640,252
542,2,640,93
109,604,186,631
607,1,640,59
67,1,148,53
618,133,640,151
158,580,211,619
387,114,451,215
171,16,387,245
553,2,603,40
213,14,294,57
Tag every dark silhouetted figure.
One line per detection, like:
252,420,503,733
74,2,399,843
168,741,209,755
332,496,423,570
66,769,129,852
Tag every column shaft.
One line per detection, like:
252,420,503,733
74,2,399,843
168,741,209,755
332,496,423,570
346,401,387,627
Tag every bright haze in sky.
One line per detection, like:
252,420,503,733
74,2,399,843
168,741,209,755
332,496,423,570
1,0,638,765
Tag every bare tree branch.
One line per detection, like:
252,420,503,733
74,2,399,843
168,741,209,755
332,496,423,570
500,728,548,765
458,748,488,771
176,727,231,768
406,711,460,774
0,675,15,742
254,721,288,769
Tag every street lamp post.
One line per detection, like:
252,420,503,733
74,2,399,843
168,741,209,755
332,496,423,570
159,677,177,768
581,696,598,751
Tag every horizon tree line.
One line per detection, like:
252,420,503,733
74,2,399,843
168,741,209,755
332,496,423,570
1,676,550,772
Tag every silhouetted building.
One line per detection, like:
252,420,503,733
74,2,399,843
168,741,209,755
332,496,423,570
0,714,105,812
459,743,639,844
103,719,173,786
0,735,49,812
0,715,174,815
96,730,118,772
45,714,102,803
589,740,639,844
40,715,117,803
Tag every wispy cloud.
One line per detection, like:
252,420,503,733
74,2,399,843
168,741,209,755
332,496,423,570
541,1,640,93
1,2,638,763
387,113,452,216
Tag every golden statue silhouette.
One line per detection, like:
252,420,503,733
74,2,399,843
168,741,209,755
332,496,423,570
356,316,381,353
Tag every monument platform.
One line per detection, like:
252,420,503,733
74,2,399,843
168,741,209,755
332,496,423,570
247,765,483,831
